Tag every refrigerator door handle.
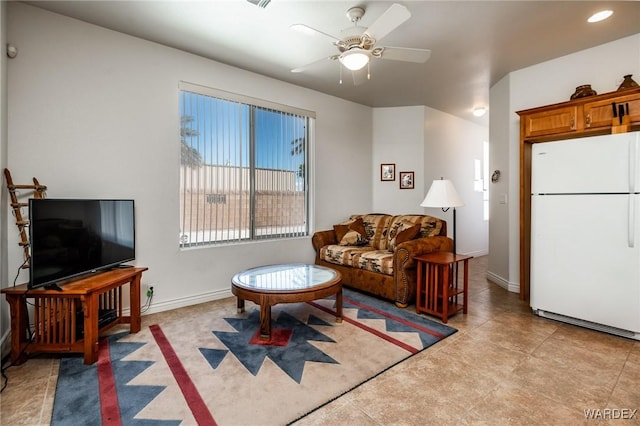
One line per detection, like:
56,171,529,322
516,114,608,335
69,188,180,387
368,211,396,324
630,195,636,248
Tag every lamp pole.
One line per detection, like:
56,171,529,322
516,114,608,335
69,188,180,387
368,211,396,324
452,207,457,255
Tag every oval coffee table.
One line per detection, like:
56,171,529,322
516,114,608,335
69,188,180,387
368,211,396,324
231,263,342,340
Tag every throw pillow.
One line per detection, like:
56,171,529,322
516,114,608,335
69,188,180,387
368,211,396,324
338,217,369,246
389,220,420,251
333,223,351,242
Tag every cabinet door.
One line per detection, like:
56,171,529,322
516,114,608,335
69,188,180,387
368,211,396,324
523,105,579,138
584,92,640,129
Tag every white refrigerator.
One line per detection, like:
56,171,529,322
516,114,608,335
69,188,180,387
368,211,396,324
531,131,640,340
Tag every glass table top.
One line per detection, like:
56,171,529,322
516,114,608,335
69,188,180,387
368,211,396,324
232,263,338,291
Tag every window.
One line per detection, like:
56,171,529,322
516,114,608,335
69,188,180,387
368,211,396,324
179,82,314,247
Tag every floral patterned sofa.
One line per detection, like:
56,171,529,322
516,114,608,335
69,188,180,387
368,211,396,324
311,214,453,307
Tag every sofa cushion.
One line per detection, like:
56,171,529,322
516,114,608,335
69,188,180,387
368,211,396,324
337,217,368,246
358,214,392,249
382,215,444,249
388,220,421,251
417,215,444,238
357,250,394,275
320,244,376,267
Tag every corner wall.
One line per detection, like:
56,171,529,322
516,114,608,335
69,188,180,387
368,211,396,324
422,107,489,257
372,105,489,256
372,106,426,215
1,1,10,357
487,75,515,291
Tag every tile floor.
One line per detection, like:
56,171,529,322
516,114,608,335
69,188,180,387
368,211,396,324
1,256,638,425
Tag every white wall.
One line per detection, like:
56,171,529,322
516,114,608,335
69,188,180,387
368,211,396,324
487,75,513,290
372,105,489,256
372,106,426,214
1,1,10,355
422,107,489,257
488,33,640,292
2,1,373,335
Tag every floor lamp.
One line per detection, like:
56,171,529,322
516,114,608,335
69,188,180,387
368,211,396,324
420,178,464,254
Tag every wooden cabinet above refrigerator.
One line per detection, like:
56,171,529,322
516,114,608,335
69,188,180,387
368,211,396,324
519,87,640,141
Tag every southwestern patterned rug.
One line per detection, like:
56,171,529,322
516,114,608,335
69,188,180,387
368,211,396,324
51,289,456,425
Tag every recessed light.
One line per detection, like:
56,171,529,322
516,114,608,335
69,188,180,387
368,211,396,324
473,107,487,117
588,10,613,23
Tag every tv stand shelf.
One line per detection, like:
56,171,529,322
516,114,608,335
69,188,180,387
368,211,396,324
1,267,147,365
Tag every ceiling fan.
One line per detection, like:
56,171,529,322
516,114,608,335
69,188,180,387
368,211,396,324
290,3,431,85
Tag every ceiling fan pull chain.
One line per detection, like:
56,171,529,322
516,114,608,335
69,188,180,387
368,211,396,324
367,62,371,80
339,64,343,85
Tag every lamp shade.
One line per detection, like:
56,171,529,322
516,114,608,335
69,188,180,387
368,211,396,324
420,179,464,208
339,49,370,71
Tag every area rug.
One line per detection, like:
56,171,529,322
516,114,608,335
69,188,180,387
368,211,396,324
51,288,456,426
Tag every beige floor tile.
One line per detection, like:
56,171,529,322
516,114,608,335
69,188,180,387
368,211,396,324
607,355,640,409
508,354,617,411
466,317,557,355
470,381,585,425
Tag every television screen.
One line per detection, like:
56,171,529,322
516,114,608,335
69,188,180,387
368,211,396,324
29,199,135,289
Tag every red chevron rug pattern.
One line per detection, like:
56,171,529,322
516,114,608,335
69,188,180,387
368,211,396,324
52,289,456,425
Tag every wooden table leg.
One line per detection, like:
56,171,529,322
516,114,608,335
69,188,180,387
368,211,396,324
6,294,29,365
237,297,245,314
441,263,450,324
416,260,423,313
259,304,271,340
83,295,99,364
335,288,343,323
463,259,469,314
129,274,142,333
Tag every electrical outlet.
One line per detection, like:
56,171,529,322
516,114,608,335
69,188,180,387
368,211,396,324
146,285,154,298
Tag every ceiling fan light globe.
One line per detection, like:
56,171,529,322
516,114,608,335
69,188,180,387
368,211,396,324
339,50,370,71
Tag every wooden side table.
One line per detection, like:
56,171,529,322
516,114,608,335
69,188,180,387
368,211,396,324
415,252,472,323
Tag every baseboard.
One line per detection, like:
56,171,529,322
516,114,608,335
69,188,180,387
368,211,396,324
140,288,234,316
458,249,489,257
486,271,520,293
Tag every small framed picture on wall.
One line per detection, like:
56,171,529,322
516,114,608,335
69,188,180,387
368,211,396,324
399,171,414,189
381,163,395,181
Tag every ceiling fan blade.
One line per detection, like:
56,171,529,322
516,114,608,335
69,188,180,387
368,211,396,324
290,24,340,43
364,3,411,43
291,56,337,73
380,47,431,63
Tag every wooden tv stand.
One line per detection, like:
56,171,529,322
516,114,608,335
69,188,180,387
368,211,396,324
1,267,147,365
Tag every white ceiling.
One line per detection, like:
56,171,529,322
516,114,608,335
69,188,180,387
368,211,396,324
24,1,640,125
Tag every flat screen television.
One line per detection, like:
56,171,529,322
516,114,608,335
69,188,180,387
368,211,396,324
28,199,135,289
